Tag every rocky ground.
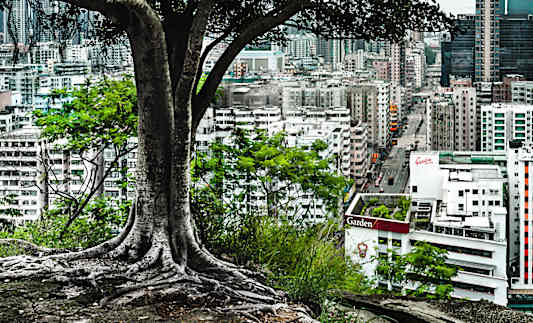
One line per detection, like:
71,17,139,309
3,279,533,323
0,279,315,323
339,292,533,323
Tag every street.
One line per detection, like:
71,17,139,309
363,100,428,194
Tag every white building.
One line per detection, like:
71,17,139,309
343,50,365,73
280,82,346,110
481,103,533,152
232,50,285,74
350,122,370,186
285,33,317,59
66,45,90,62
346,151,508,306
31,42,60,65
512,81,533,105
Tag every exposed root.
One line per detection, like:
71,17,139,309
125,244,162,276
100,272,199,306
0,239,81,257
217,303,319,323
53,201,137,261
0,199,287,313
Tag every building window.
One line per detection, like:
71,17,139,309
473,200,479,206
459,204,464,211
473,189,478,194
392,239,402,247
412,186,417,193
459,190,464,197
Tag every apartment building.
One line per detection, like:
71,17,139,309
507,141,533,307
350,122,370,186
0,129,43,222
390,42,406,86
280,82,346,110
429,93,455,151
512,81,533,105
475,0,504,82
343,50,365,73
453,87,478,151
347,80,391,151
481,103,533,152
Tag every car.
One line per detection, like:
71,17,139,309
379,188,384,193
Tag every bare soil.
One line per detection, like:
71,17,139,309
0,278,307,323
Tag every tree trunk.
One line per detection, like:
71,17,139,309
114,12,176,263
95,145,105,197
37,140,49,217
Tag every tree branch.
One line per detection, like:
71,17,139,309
59,145,136,238
193,28,234,93
192,1,310,131
173,0,214,109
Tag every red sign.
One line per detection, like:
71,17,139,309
415,157,433,165
344,215,410,234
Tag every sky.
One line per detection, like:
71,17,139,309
435,0,475,15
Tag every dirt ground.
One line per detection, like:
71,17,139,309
0,278,310,323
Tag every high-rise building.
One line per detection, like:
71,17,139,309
390,42,406,86
504,74,526,102
429,94,455,151
347,81,391,151
443,4,533,85
350,121,369,186
453,87,478,151
511,81,533,104
475,0,505,83
3,0,30,45
481,103,533,152
507,0,533,15
508,141,533,300
441,15,475,87
316,38,345,71
500,15,533,80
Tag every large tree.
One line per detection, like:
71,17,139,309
0,0,456,306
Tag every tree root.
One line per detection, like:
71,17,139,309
0,201,286,311
217,303,319,323
0,239,81,257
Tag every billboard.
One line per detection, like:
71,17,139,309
344,215,410,234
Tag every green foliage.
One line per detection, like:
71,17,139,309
192,129,351,221
372,241,458,299
202,215,369,307
0,244,24,258
191,130,366,307
371,205,390,219
0,197,129,249
33,77,137,152
32,77,137,234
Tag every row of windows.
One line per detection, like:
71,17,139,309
378,238,402,247
410,240,492,258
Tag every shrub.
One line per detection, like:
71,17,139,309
204,216,370,309
0,197,129,250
